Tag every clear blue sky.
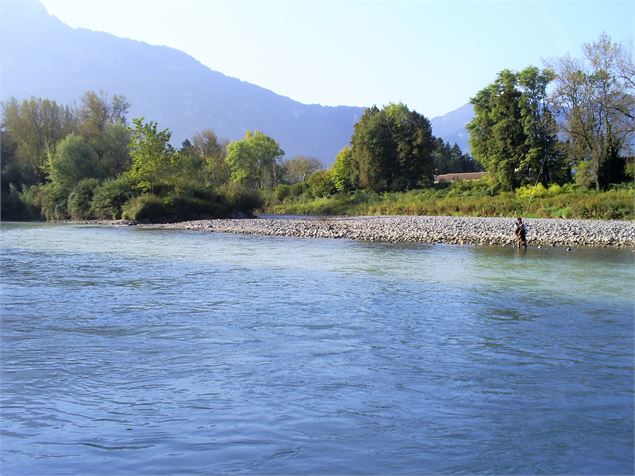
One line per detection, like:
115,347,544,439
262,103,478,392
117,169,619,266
40,0,634,118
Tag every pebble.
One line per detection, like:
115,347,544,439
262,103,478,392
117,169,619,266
139,215,635,249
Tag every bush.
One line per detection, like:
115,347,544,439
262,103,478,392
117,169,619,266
307,170,337,198
121,184,263,223
218,182,263,215
272,182,307,203
68,178,100,220
91,176,135,220
21,183,68,221
1,183,40,221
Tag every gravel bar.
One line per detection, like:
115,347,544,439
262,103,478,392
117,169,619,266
139,215,635,248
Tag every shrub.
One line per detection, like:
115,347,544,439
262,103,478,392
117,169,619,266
121,184,262,223
516,183,547,200
68,178,100,220
1,183,40,221
218,182,263,215
91,176,135,220
21,183,68,221
307,170,337,198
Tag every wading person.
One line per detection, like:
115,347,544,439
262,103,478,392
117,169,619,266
514,217,527,249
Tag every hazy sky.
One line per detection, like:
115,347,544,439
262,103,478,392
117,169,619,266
39,0,633,118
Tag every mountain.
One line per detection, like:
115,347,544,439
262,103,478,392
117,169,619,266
0,0,365,163
430,103,473,153
0,0,474,162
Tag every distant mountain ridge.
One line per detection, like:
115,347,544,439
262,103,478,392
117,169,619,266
430,103,473,153
0,0,472,162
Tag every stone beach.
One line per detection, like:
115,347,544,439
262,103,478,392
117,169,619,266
140,215,635,248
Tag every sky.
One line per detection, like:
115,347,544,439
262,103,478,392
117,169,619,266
39,0,634,118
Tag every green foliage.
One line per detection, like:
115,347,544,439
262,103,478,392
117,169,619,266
21,183,68,221
93,123,131,178
121,185,262,223
127,117,174,193
272,182,308,203
187,129,230,187
351,103,435,192
68,178,100,220
90,176,135,220
217,182,263,215
48,134,101,194
432,138,482,174
331,147,359,193
267,183,633,220
225,131,284,190
306,170,337,197
2,97,77,186
78,91,129,142
468,67,566,190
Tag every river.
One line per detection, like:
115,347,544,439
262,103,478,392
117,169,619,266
1,222,633,474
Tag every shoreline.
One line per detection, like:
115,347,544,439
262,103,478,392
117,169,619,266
133,215,635,248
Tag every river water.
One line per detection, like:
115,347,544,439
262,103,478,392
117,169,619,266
1,222,633,475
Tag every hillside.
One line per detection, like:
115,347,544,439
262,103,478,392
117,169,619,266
0,0,367,162
0,0,473,161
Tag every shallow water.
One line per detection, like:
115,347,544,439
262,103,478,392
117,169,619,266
1,222,633,475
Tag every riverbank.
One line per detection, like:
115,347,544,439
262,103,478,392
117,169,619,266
139,215,635,248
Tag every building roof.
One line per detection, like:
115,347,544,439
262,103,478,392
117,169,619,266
434,172,487,183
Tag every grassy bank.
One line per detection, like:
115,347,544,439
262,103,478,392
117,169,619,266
265,182,635,220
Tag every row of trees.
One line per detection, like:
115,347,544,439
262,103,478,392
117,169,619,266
280,102,479,200
1,91,477,220
468,34,634,191
2,34,631,221
0,90,291,221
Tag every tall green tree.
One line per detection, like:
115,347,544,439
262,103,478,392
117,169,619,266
190,129,230,186
127,118,174,193
225,131,284,190
78,91,129,142
468,67,565,189
351,103,434,192
431,138,482,174
331,147,359,193
47,134,100,194
78,91,131,179
1,97,77,185
517,66,569,185
548,34,634,189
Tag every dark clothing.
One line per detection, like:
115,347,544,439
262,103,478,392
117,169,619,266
515,223,527,248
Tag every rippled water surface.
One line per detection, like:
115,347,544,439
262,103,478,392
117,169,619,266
1,222,633,475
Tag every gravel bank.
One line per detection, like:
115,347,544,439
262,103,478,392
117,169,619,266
140,215,635,248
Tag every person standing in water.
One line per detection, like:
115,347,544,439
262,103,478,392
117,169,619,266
514,217,527,249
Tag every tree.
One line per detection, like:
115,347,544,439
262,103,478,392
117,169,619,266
94,123,131,178
467,67,565,189
281,156,323,184
127,117,174,193
1,97,77,185
225,131,284,190
351,103,435,192
548,34,635,189
431,138,482,174
517,66,569,185
331,147,358,192
48,134,100,194
190,129,230,186
78,91,129,142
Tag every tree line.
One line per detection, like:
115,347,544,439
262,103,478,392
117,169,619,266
1,34,632,222
468,33,634,191
0,94,477,221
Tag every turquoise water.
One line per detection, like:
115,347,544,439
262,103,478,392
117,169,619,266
1,222,633,475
